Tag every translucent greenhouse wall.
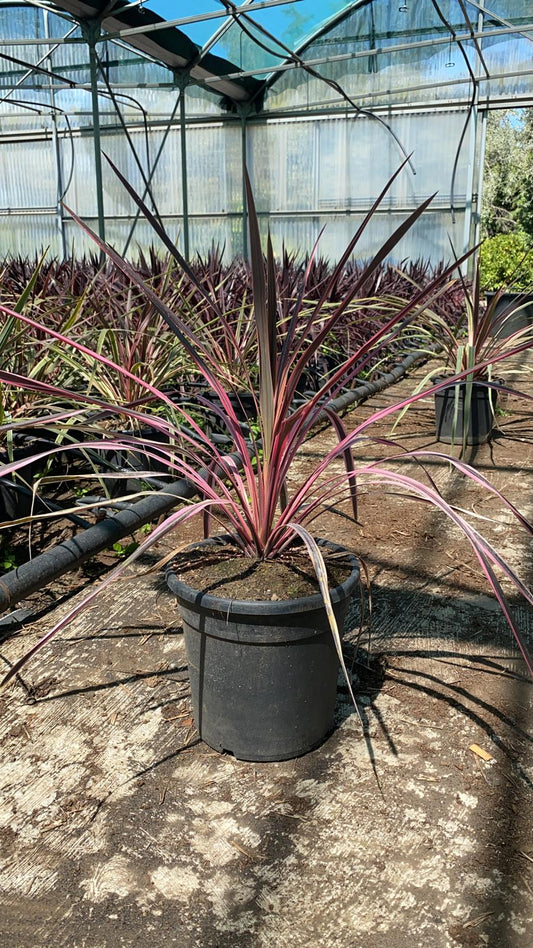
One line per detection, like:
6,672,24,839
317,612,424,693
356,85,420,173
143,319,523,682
247,110,469,263
1,1,533,264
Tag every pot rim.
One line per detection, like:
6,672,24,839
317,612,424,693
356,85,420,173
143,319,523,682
166,535,360,618
433,375,504,388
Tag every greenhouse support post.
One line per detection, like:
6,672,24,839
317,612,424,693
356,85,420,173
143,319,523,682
462,1,485,268
176,73,190,261
472,1,487,257
474,107,488,251
82,20,106,248
43,10,67,260
238,104,251,259
462,89,479,271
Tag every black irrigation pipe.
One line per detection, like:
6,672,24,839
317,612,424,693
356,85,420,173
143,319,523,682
0,346,432,616
315,346,433,420
0,458,237,614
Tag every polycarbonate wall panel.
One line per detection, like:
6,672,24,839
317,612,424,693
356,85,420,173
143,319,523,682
58,119,243,258
0,6,50,92
189,216,244,261
248,109,470,260
2,107,471,263
0,137,57,209
61,119,241,216
61,126,182,219
261,209,465,266
123,87,222,120
62,214,243,261
186,124,242,216
249,120,316,213
0,213,61,257
0,108,55,133
62,217,184,258
478,30,533,101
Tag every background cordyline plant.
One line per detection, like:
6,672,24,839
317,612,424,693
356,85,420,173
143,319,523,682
405,259,533,380
0,243,467,411
393,258,533,446
1,158,533,699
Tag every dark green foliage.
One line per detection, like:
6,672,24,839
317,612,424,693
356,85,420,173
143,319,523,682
480,232,533,291
481,109,533,241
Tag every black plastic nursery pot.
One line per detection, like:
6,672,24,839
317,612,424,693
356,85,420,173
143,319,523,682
486,291,533,338
434,380,498,445
0,438,68,522
166,538,360,762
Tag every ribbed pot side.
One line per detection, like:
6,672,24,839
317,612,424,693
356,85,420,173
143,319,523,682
434,381,498,445
166,539,360,762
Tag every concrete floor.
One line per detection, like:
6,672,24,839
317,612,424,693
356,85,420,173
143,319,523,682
1,364,533,948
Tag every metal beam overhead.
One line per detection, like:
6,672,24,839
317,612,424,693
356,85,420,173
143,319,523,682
37,0,267,103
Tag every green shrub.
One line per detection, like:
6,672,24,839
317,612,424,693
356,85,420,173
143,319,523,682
479,231,533,291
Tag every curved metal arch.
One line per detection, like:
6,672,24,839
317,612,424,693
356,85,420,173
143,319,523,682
259,0,377,96
5,0,264,103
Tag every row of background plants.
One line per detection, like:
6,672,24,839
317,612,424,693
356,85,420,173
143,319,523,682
0,247,469,557
0,248,467,423
2,231,532,506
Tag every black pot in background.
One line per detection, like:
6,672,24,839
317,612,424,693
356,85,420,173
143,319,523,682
166,537,360,762
486,291,533,339
0,479,43,522
93,427,178,497
198,390,257,436
0,440,64,522
434,379,498,445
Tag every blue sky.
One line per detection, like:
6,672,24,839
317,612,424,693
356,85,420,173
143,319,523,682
147,1,290,45
145,1,336,53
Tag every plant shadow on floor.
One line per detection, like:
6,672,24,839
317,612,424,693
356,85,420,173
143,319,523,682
342,580,532,948
2,580,532,948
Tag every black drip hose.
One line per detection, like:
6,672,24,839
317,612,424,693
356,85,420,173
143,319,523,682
0,346,431,614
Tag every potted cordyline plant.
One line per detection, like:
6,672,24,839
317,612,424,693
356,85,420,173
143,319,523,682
1,161,532,762
397,261,533,447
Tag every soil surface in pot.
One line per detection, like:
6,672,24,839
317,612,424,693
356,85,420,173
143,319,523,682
172,545,353,600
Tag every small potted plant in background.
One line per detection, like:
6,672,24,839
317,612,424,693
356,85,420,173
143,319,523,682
1,161,532,763
480,231,533,337
398,260,533,446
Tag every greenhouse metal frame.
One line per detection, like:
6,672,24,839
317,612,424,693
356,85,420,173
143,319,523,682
0,0,532,264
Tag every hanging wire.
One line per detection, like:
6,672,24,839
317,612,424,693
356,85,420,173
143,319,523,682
219,1,417,176
431,0,479,225
445,37,455,68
